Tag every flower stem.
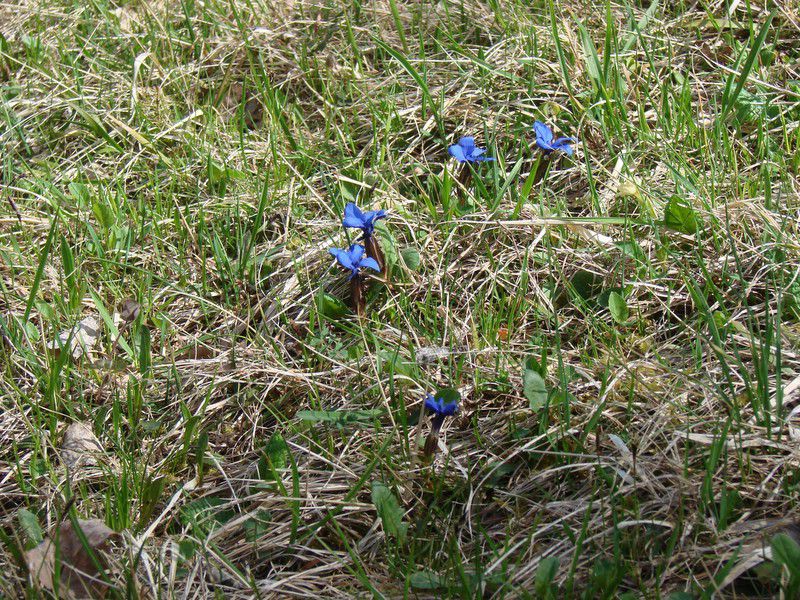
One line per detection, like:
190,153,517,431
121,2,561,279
350,275,365,317
423,415,447,458
431,414,446,433
534,154,551,185
423,431,439,457
457,164,472,191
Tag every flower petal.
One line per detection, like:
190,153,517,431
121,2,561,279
533,121,554,146
360,256,381,272
459,137,476,155
448,144,467,162
553,138,574,155
441,401,458,416
348,244,365,263
471,147,485,158
424,393,438,412
343,214,365,228
329,247,354,270
362,209,387,229
343,202,366,228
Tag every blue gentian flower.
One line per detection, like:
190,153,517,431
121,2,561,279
424,393,458,417
329,244,381,280
533,121,576,156
342,202,388,238
448,137,494,163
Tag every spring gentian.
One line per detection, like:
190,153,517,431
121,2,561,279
422,391,459,457
342,202,387,273
424,393,459,417
533,121,576,156
328,244,380,280
342,202,387,239
448,137,494,163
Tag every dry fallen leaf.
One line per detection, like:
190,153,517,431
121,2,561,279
25,518,119,599
118,299,141,324
61,422,104,472
174,342,218,361
218,83,263,129
47,316,101,361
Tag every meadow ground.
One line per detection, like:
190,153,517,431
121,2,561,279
1,0,800,598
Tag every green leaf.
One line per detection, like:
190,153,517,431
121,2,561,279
769,533,800,597
68,182,91,206
371,481,407,544
296,409,383,429
243,510,272,543
720,10,775,120
373,38,444,137
178,539,197,560
195,430,209,485
24,212,59,323
664,196,699,234
17,508,43,547
772,533,800,572
570,270,604,300
733,89,770,126
400,247,421,270
92,198,116,229
621,0,659,53
549,0,580,110
534,556,560,598
315,291,350,320
207,158,226,184
616,241,645,262
139,325,151,375
375,222,398,269
138,476,166,527
264,432,289,470
433,387,461,406
578,21,603,92
523,360,548,411
410,570,447,590
257,433,290,481
486,460,520,489
608,291,629,324
71,104,122,151
60,236,78,311
179,497,235,538
524,355,546,378
378,349,418,379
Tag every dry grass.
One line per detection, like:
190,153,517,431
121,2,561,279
2,0,800,598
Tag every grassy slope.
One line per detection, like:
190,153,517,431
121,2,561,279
1,0,800,597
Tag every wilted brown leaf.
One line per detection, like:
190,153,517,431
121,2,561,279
47,316,101,361
174,343,218,360
25,518,119,599
218,83,263,129
61,422,104,472
118,299,141,324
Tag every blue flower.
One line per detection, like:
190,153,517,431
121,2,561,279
533,121,576,156
448,137,494,163
329,244,381,280
342,202,388,238
424,393,458,417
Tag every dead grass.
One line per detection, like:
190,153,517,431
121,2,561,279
2,0,800,598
